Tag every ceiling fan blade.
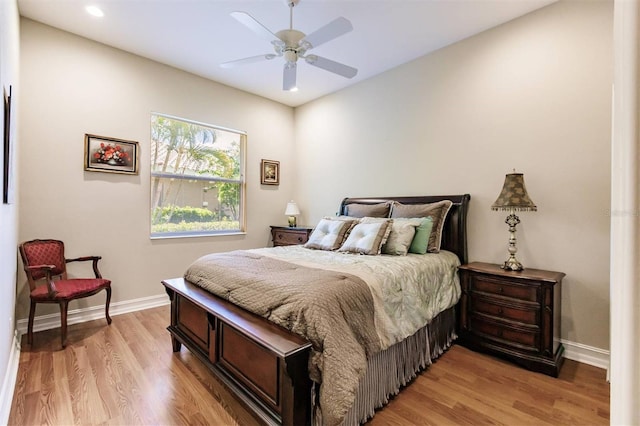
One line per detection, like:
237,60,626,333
304,55,358,79
231,11,283,46
283,62,297,91
220,54,277,68
300,17,353,50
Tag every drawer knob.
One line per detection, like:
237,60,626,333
298,237,303,242
497,330,503,338
499,287,504,293
498,308,504,315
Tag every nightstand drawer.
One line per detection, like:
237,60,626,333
270,226,313,247
470,315,539,351
471,297,539,325
471,276,538,302
274,230,306,245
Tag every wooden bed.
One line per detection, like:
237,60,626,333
162,194,470,426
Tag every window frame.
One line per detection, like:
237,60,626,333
149,112,246,239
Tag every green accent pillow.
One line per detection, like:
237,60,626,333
409,217,434,254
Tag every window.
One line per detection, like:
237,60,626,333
150,113,245,238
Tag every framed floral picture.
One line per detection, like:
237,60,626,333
84,134,139,175
260,159,279,185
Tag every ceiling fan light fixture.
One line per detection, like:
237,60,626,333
299,40,312,51
284,50,298,63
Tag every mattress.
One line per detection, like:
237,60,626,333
251,245,461,349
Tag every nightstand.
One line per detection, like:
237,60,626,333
457,262,565,377
270,225,313,247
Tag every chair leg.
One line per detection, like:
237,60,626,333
105,287,112,325
60,301,69,349
27,301,36,346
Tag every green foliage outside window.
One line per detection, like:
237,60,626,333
150,114,245,238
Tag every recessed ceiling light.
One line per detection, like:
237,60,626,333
85,5,104,17
289,87,299,92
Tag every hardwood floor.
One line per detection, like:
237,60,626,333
9,305,609,425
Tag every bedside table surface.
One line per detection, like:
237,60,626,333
270,225,313,230
459,262,565,283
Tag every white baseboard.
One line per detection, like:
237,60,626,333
0,330,21,425
561,338,610,371
12,294,610,373
16,293,170,335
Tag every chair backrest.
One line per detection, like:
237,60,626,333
19,239,68,290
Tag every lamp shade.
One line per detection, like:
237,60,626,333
285,201,300,216
491,173,537,212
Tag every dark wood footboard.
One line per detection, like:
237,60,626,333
162,278,313,426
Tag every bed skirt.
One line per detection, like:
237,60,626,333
313,306,457,425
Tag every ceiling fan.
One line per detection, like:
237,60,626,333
220,0,358,91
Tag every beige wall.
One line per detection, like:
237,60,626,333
294,0,612,350
18,19,295,318
17,1,613,352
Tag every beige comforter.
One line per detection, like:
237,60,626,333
184,250,382,426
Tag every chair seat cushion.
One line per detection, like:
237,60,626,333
30,278,111,300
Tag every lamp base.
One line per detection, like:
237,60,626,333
288,216,297,227
501,257,524,271
501,211,524,271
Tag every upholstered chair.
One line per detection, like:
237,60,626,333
18,239,112,348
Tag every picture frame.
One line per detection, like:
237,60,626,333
84,134,139,175
260,159,280,185
3,85,13,204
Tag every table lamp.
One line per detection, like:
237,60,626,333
285,201,300,227
491,172,537,271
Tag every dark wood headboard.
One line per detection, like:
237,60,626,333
339,194,471,264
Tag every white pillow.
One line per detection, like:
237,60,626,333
304,218,355,251
381,218,423,255
338,220,392,255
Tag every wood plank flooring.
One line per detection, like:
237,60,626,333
8,305,609,425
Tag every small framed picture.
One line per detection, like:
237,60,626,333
84,134,139,175
261,159,279,185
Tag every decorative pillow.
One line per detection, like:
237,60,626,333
391,200,453,253
381,218,423,256
337,220,392,255
304,218,356,251
344,202,391,218
408,217,434,254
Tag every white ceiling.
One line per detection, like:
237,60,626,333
17,0,556,107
